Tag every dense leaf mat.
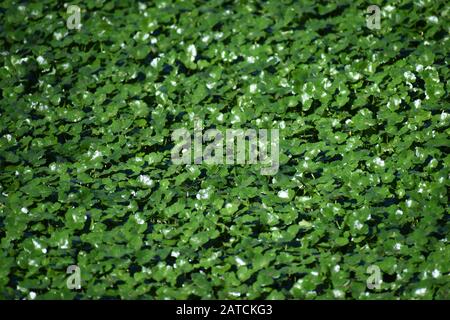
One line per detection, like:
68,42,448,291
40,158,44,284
0,0,449,299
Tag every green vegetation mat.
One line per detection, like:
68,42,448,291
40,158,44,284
0,0,449,299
